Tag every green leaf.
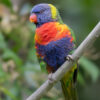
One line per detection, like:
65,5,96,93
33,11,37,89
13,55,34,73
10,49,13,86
0,33,7,49
0,63,6,77
79,56,100,82
0,0,12,7
0,63,8,83
27,48,38,62
0,87,17,100
77,72,85,85
2,49,22,67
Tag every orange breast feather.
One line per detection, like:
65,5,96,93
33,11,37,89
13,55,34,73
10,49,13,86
35,22,73,45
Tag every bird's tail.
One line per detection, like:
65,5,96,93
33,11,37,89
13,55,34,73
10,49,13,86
60,64,78,100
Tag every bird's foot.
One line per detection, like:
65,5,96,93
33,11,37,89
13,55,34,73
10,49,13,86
66,55,74,62
48,73,57,84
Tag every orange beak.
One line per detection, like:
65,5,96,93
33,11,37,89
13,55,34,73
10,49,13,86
29,14,37,23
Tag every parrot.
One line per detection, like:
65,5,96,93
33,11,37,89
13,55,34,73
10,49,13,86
29,3,78,100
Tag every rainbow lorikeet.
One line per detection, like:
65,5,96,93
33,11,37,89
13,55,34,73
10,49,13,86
30,3,78,100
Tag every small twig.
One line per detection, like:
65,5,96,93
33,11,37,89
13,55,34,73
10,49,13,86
26,22,100,100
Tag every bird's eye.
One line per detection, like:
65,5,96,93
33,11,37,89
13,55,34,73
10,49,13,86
39,10,44,13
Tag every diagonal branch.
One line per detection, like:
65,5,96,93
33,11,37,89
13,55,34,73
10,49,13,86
26,22,100,100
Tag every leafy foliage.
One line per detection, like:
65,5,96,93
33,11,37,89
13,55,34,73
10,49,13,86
0,0,11,7
79,57,100,82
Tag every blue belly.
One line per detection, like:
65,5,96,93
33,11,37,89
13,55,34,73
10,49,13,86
36,37,74,70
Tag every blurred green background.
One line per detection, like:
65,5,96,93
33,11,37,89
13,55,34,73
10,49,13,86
0,0,100,100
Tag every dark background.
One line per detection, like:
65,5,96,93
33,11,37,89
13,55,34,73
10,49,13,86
0,0,100,100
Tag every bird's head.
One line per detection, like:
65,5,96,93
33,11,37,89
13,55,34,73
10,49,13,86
29,3,62,27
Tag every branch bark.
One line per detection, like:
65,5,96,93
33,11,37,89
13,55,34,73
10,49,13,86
26,22,100,100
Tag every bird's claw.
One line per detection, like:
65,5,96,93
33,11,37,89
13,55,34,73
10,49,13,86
48,73,53,81
66,55,74,61
48,73,57,84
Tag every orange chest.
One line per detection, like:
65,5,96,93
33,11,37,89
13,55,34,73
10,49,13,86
35,22,72,45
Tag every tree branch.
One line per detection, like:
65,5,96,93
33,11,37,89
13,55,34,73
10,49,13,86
26,22,100,100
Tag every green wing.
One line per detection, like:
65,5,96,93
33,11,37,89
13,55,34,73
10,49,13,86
37,56,47,73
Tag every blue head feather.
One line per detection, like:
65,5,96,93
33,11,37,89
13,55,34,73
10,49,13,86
30,3,57,27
